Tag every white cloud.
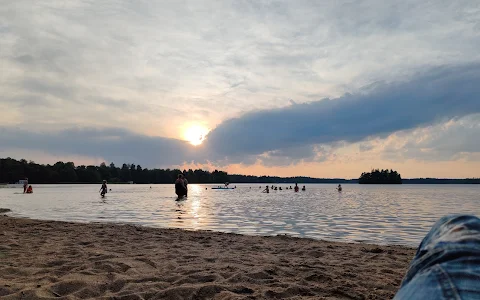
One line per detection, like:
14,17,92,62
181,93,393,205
0,1,479,174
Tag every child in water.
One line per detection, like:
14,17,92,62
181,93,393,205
100,180,107,197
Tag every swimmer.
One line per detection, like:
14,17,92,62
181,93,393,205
262,186,269,193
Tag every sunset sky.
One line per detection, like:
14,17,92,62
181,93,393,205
1,1,480,178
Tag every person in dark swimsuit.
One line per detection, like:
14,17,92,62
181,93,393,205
23,178,28,194
100,180,107,197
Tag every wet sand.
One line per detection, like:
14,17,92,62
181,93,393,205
0,214,415,299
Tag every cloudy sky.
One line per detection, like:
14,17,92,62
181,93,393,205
1,0,480,178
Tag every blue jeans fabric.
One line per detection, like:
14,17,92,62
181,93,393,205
394,215,480,300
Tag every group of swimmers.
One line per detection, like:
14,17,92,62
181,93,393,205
96,177,343,198
262,183,343,193
262,183,306,193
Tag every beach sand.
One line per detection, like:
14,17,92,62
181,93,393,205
0,214,415,299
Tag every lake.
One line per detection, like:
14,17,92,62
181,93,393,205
1,184,479,247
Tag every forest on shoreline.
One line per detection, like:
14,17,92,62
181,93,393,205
1,158,479,184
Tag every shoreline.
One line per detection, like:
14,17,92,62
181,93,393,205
0,213,415,299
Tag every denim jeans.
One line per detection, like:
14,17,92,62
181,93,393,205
394,215,480,299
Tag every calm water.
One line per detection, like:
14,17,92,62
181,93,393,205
1,184,479,246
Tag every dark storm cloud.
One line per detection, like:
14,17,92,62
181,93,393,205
2,64,480,166
0,127,203,167
205,64,480,160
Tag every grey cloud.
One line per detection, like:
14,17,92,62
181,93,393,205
259,145,317,167
0,127,204,167
257,144,336,167
14,55,35,65
1,1,480,168
358,143,375,152
9,95,53,107
382,114,480,161
18,78,74,100
205,64,480,162
84,96,130,108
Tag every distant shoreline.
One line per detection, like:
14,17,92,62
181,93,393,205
2,158,478,185
4,180,478,184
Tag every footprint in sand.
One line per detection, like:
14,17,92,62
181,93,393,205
50,280,86,297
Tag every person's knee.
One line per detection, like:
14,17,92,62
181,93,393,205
395,215,480,299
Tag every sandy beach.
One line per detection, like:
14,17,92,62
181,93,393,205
0,213,415,299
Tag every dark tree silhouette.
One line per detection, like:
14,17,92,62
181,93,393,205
0,158,229,184
1,158,478,184
359,169,402,184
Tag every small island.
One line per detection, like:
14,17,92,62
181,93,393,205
359,169,402,184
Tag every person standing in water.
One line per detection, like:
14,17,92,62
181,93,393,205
262,186,269,193
337,184,342,192
23,177,28,194
294,183,299,192
99,180,107,197
175,174,187,198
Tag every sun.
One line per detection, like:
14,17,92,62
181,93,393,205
183,125,209,146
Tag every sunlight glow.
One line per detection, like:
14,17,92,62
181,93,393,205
183,125,209,146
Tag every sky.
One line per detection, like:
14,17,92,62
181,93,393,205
1,0,480,178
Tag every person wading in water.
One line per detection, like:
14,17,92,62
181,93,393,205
99,180,107,197
175,174,187,198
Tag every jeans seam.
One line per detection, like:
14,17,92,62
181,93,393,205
435,265,461,300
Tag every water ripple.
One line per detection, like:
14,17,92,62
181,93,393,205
1,184,480,246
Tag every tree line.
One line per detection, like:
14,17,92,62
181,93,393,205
403,178,480,184
0,158,229,184
1,158,478,184
0,157,353,184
